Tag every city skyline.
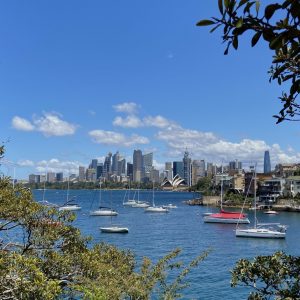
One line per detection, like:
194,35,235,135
1,1,300,179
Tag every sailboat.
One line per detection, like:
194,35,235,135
123,185,138,206
90,182,118,216
144,183,169,213
236,167,287,238
131,188,150,208
203,174,250,224
59,175,81,211
100,191,128,233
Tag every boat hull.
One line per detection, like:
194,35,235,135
236,228,285,238
145,206,169,213
90,210,118,216
100,226,129,233
204,216,250,224
58,206,81,211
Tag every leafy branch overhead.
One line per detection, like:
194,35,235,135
197,0,300,123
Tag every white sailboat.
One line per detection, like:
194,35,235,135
145,184,169,213
90,182,118,216
123,187,138,206
236,166,287,239
100,191,128,233
131,189,150,208
59,175,81,211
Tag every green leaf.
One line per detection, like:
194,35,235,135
224,0,230,9
264,4,281,20
251,31,262,47
196,19,215,26
235,17,243,28
232,36,239,49
255,0,260,14
218,0,223,14
243,1,254,14
269,35,283,50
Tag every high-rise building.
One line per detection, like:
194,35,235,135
112,151,120,175
47,172,56,182
127,162,133,182
143,152,153,180
90,159,98,170
96,163,103,179
173,161,184,178
56,172,63,182
133,149,143,182
191,160,204,185
165,162,173,181
150,168,160,183
103,152,112,179
117,158,126,176
264,150,271,173
183,151,192,186
78,166,85,181
29,174,40,183
229,159,242,171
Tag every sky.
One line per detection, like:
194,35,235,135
1,0,300,179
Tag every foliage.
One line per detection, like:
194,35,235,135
231,251,300,299
0,174,208,299
224,191,247,205
197,0,300,123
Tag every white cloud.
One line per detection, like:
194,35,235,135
34,113,77,137
143,115,176,128
153,159,165,171
89,130,149,147
35,158,82,174
113,102,139,114
17,159,34,167
12,116,35,131
113,115,143,128
155,125,300,169
12,113,77,137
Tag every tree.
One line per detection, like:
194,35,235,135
231,251,300,299
197,0,300,123
0,148,208,299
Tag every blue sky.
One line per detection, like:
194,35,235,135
1,1,300,179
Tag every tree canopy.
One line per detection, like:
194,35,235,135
231,251,300,299
197,0,300,123
0,144,208,299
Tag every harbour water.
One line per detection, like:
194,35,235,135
33,189,300,299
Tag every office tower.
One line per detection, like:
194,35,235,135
127,162,133,182
40,175,46,183
96,163,103,179
90,159,98,170
150,168,160,183
117,158,126,176
78,166,85,181
47,172,56,182
86,168,96,182
56,172,63,182
112,151,120,175
103,152,112,179
165,162,173,181
264,150,271,173
192,160,202,185
143,152,153,180
133,149,143,182
29,174,40,183
183,151,192,186
173,161,184,178
206,163,215,178
229,159,242,171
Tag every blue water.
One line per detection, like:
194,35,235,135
33,189,300,299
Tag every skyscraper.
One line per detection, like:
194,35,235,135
112,151,120,175
264,150,271,173
103,152,112,179
133,149,143,182
183,151,192,186
173,161,184,178
143,152,153,180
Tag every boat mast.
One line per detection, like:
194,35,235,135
220,174,223,211
254,166,257,229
